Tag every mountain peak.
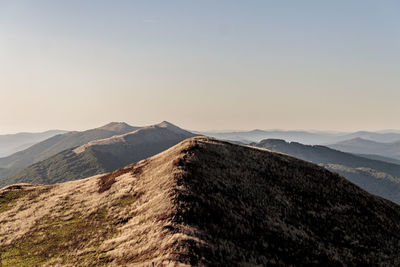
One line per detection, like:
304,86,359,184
156,121,176,128
71,122,195,155
154,121,191,135
97,122,134,132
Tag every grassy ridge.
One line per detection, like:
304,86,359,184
0,137,400,265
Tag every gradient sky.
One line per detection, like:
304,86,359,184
1,0,399,133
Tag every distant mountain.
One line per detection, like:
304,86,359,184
200,130,342,144
200,129,400,145
1,122,196,187
338,131,400,143
355,154,400,165
0,130,67,157
329,138,400,160
329,138,389,153
1,137,399,265
0,122,139,179
252,139,400,204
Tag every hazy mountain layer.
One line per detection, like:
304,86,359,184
0,130,66,157
1,122,195,187
329,137,400,159
200,129,342,144
0,122,139,179
355,153,400,165
201,129,400,145
252,139,400,203
1,137,399,265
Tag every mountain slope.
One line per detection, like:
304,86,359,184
252,139,400,203
0,130,67,157
0,122,139,178
329,138,400,159
2,122,196,187
1,137,399,266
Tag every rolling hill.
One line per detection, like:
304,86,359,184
0,122,139,179
1,122,196,187
328,138,400,160
1,137,399,265
0,130,66,157
252,139,400,204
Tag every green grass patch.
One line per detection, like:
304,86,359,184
0,190,31,214
0,206,116,266
113,192,143,208
118,195,138,207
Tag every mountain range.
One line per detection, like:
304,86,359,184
2,122,400,206
1,122,195,187
328,137,400,160
0,130,66,157
1,137,399,265
0,122,140,179
201,129,400,145
252,139,400,204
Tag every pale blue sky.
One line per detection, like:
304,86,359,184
1,1,399,133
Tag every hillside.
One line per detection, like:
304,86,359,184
329,138,400,160
252,139,400,203
0,122,139,179
2,122,195,187
0,130,66,157
1,137,399,266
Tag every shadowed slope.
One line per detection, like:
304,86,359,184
252,139,400,204
0,137,399,266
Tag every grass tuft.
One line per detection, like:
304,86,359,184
0,190,31,214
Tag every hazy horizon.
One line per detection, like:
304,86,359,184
1,1,399,133
1,119,400,136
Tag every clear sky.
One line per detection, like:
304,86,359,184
1,0,399,133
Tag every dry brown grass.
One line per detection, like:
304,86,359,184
97,162,145,193
0,138,199,266
1,137,400,266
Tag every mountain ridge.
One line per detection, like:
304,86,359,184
0,122,140,179
1,122,196,187
1,137,399,265
97,122,137,132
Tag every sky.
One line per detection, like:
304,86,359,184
1,0,399,133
